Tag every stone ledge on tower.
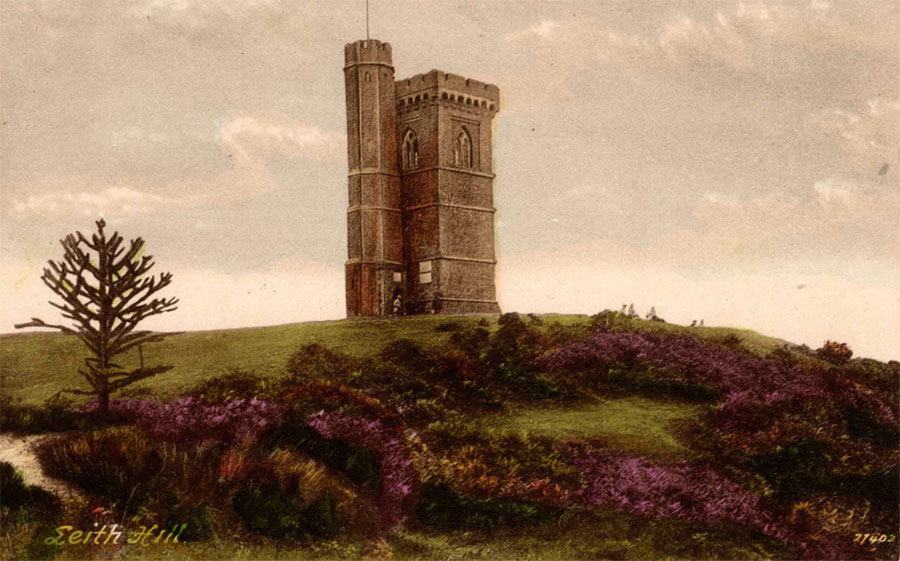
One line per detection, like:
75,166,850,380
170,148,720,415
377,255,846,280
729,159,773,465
395,70,500,112
344,39,393,66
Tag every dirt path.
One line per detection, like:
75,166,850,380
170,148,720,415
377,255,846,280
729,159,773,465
0,433,84,499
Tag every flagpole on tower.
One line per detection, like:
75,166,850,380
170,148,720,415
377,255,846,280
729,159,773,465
366,0,370,39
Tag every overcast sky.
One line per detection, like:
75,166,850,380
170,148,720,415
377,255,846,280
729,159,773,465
2,0,898,360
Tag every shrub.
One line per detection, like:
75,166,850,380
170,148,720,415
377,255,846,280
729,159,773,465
416,483,562,530
286,343,358,383
545,321,591,348
418,419,580,506
746,439,830,500
232,467,341,540
0,395,128,435
188,368,269,401
816,341,853,365
281,382,400,427
434,321,462,332
572,452,793,543
35,427,165,512
308,411,419,531
714,333,743,349
526,313,544,326
268,448,378,534
590,310,622,332
379,339,431,373
844,358,900,398
448,326,490,359
34,427,227,521
275,421,381,490
0,462,63,561
480,312,569,398
81,397,285,444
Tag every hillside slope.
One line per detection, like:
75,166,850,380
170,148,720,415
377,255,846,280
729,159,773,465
0,314,790,404
1,312,897,561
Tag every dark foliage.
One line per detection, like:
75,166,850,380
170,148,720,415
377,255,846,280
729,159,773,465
0,395,131,435
448,326,490,359
416,483,562,530
286,343,358,383
0,462,63,560
232,474,340,540
434,321,462,332
816,340,853,365
188,368,269,402
271,415,381,489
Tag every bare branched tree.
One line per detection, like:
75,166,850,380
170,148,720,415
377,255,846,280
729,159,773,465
15,219,179,415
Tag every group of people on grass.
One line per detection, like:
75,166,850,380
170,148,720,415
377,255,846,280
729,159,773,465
391,292,442,318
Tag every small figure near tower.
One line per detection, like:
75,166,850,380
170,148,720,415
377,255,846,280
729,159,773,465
344,39,501,316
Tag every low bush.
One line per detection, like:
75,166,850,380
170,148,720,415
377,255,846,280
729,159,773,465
232,467,341,540
419,419,579,505
268,448,378,534
816,340,853,365
281,382,400,427
379,339,431,373
416,483,562,530
571,452,803,549
0,462,62,561
448,326,490,359
544,321,592,348
308,411,419,531
188,368,270,401
34,427,222,521
271,415,381,490
0,395,128,435
286,343,358,383
81,397,285,444
590,309,623,332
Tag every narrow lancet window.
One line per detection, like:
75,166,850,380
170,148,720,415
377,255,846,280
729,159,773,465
402,130,419,169
454,128,472,168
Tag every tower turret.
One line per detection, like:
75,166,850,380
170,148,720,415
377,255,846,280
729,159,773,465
344,40,404,316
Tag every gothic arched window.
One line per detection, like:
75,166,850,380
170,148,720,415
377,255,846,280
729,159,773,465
454,128,472,168
402,130,419,169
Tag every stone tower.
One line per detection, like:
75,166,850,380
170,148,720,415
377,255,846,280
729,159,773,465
344,39,501,316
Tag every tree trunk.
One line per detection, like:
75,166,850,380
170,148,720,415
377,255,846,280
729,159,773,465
98,390,110,417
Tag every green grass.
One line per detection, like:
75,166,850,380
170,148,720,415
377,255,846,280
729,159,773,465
0,313,791,405
480,396,705,458
83,509,790,561
0,316,495,404
392,510,792,561
42,508,790,561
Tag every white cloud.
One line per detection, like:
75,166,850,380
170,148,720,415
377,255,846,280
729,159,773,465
3,114,346,218
10,185,173,217
812,177,855,204
220,115,345,165
815,98,900,172
505,19,558,42
127,0,278,26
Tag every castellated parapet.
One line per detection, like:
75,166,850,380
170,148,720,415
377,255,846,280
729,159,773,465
344,39,501,317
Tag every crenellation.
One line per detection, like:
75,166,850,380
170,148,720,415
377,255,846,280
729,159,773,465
344,39,393,66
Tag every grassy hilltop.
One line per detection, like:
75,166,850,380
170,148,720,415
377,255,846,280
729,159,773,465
1,313,897,561
0,314,786,405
